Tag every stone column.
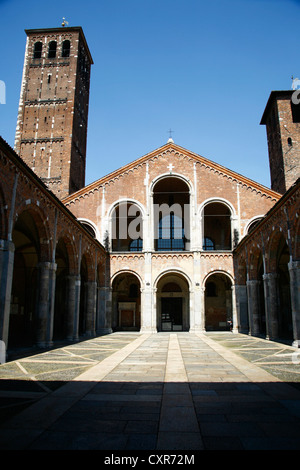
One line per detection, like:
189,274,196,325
231,285,238,333
96,286,112,335
246,280,260,336
289,260,300,348
85,281,97,337
200,286,206,331
235,284,248,333
46,262,57,347
141,251,155,333
191,284,203,332
0,240,15,359
263,273,279,340
140,285,156,332
66,274,81,341
36,262,56,348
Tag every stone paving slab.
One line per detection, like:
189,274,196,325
0,331,300,450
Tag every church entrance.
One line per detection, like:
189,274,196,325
112,272,141,331
204,272,232,331
156,272,189,331
161,297,183,331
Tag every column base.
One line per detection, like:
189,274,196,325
140,326,157,333
292,339,300,348
96,328,113,336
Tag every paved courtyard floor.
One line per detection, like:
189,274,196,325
0,331,300,451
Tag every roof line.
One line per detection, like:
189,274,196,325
62,142,281,203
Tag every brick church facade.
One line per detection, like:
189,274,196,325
0,25,299,361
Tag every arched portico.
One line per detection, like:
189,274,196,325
155,271,190,332
204,271,233,331
111,271,142,330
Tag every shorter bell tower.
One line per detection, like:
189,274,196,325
14,25,93,199
261,89,300,194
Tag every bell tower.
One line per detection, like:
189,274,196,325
14,25,93,199
260,89,300,194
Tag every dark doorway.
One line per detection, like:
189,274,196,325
161,297,183,331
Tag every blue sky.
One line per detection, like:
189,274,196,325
0,0,299,188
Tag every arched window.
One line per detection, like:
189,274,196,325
80,222,96,238
111,202,143,252
62,40,70,57
33,42,42,59
153,177,190,251
203,202,231,251
48,41,57,59
247,218,262,234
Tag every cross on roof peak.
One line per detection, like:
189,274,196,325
167,129,174,143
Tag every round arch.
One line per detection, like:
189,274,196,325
150,172,193,195
13,202,52,261
108,199,145,252
111,271,141,331
203,270,233,331
78,218,100,241
55,230,78,275
244,216,264,236
199,198,235,252
155,269,191,332
9,208,43,348
154,267,192,290
267,231,293,340
152,175,191,252
198,197,236,217
107,198,146,219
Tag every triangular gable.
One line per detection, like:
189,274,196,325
62,142,281,203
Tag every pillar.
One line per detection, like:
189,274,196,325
191,284,203,332
66,274,81,341
36,262,56,347
85,281,97,337
96,286,112,335
140,285,156,333
235,284,248,333
263,273,279,340
231,284,238,333
246,280,260,336
0,240,14,361
289,260,300,347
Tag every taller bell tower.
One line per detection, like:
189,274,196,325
14,26,93,199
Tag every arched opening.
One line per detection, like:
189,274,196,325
156,273,189,331
111,202,143,252
247,218,263,234
277,236,293,340
62,40,70,57
9,211,40,348
205,273,232,331
112,273,141,331
33,42,42,59
53,238,69,341
80,221,97,239
48,41,57,59
203,202,231,251
153,177,190,251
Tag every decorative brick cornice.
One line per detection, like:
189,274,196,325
63,142,281,205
